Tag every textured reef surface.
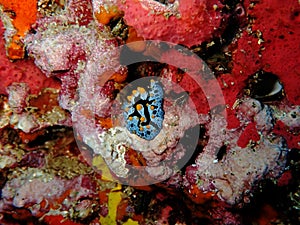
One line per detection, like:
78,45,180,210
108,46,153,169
0,0,300,224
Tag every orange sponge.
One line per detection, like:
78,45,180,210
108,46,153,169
0,0,37,59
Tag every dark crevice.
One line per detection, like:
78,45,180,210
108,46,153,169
245,70,284,102
124,61,166,82
192,2,247,75
27,126,73,148
180,125,207,174
216,145,227,161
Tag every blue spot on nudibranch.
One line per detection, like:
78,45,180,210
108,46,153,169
123,79,164,140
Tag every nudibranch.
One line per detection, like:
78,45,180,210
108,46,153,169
122,79,164,140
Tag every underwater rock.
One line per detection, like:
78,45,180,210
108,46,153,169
25,10,120,110
0,168,98,218
184,107,287,205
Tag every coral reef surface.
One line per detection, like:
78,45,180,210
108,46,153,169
0,0,299,224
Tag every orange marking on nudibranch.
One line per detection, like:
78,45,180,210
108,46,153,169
137,87,146,94
140,117,145,122
136,104,142,110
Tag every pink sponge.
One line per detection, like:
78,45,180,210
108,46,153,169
232,0,300,105
0,21,60,95
118,0,225,47
252,0,300,105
